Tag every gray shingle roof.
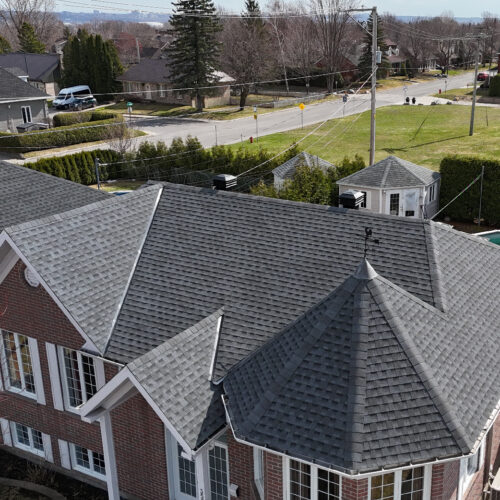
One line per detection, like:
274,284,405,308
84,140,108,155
223,260,468,474
117,58,171,84
128,309,225,449
0,162,110,231
0,53,59,82
337,155,440,188
0,67,48,100
5,185,162,353
272,152,335,180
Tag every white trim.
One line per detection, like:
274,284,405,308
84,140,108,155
42,433,53,463
0,233,100,354
69,442,107,480
45,342,64,411
94,357,106,389
102,186,163,353
423,464,432,500
10,421,45,458
100,414,120,500
0,418,12,446
367,466,430,500
28,337,45,405
254,447,265,499
208,441,230,500
208,314,223,382
0,96,49,104
195,448,210,500
58,439,71,469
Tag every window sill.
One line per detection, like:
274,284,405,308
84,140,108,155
4,387,37,401
13,443,45,458
73,464,106,481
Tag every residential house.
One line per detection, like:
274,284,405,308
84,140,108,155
337,155,441,218
272,151,336,190
1,181,500,500
0,68,51,132
118,56,233,107
0,53,61,96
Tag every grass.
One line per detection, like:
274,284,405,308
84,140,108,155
431,87,491,101
89,180,145,192
106,101,196,117
228,104,500,170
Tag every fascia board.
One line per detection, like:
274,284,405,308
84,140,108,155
0,232,101,355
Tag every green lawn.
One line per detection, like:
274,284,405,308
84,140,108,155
106,101,196,117
431,87,491,101
228,104,500,170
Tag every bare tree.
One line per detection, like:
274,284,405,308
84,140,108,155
481,12,499,68
0,0,62,49
309,0,356,93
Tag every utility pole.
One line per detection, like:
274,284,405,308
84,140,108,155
469,36,481,136
478,165,485,227
369,6,377,165
94,157,101,190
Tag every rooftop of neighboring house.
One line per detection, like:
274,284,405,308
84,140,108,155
2,182,500,473
272,151,336,180
0,67,50,101
337,155,440,189
0,53,59,82
0,162,110,231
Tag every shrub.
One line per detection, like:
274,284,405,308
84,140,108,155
489,75,500,97
440,156,500,225
53,111,118,127
0,115,125,153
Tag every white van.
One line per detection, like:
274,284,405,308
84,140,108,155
53,85,93,109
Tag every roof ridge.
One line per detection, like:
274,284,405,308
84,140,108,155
5,184,159,234
234,277,356,436
103,185,164,354
392,157,430,186
367,278,471,453
423,221,448,312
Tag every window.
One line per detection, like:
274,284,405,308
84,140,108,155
360,191,367,208
287,459,340,500
160,84,166,97
401,467,424,500
178,444,197,497
405,211,415,217
70,443,106,478
254,448,265,499
21,106,32,123
429,184,435,202
60,348,97,409
371,472,395,500
209,444,229,500
11,422,44,457
1,331,36,396
390,194,400,215
460,444,484,496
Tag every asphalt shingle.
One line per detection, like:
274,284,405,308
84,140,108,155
272,151,335,181
0,67,48,100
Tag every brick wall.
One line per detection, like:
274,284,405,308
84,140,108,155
265,451,283,500
227,431,258,500
342,477,369,500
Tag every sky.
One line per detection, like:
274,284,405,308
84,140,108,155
56,0,499,18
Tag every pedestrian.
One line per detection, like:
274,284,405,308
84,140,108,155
412,97,416,105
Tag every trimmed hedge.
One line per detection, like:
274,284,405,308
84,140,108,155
0,115,125,153
52,111,118,127
489,74,500,97
25,149,122,185
440,156,500,225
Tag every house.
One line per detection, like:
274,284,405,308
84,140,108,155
272,151,336,190
0,53,61,96
0,68,51,133
337,155,441,218
1,181,500,500
117,56,233,107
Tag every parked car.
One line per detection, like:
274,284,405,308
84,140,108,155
69,96,97,111
52,85,93,109
477,72,489,81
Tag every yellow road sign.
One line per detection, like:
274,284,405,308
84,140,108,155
299,103,305,110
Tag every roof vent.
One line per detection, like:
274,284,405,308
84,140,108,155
339,190,365,209
213,174,237,191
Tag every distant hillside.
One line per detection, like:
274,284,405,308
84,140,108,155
57,10,170,24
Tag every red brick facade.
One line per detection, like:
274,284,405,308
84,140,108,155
227,431,258,500
264,451,283,500
342,477,369,500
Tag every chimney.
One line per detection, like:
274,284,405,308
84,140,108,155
213,174,237,190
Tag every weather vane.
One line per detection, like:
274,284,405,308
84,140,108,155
364,227,379,259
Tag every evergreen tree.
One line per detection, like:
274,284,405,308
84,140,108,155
18,22,45,54
61,30,123,95
357,13,390,80
167,0,222,111
0,35,11,54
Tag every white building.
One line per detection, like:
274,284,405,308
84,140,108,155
337,156,441,219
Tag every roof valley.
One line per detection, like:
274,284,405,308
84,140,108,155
367,278,471,453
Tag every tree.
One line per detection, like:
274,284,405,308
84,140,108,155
18,22,45,53
167,0,222,111
0,35,11,53
310,0,355,93
358,12,389,79
62,30,123,95
219,0,274,108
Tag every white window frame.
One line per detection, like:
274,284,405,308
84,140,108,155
166,430,198,500
459,443,485,499
208,442,230,500
69,442,106,480
57,347,103,412
21,105,32,123
283,456,342,500
0,330,44,403
10,421,46,458
367,465,432,500
254,447,265,499
428,184,435,203
160,84,166,97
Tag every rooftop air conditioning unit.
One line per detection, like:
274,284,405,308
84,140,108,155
339,190,365,209
213,174,237,190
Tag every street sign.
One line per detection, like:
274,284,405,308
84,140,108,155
127,102,133,108
342,94,348,103
299,103,305,110
253,114,257,120
253,106,257,113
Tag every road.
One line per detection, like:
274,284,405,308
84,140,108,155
131,71,479,148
